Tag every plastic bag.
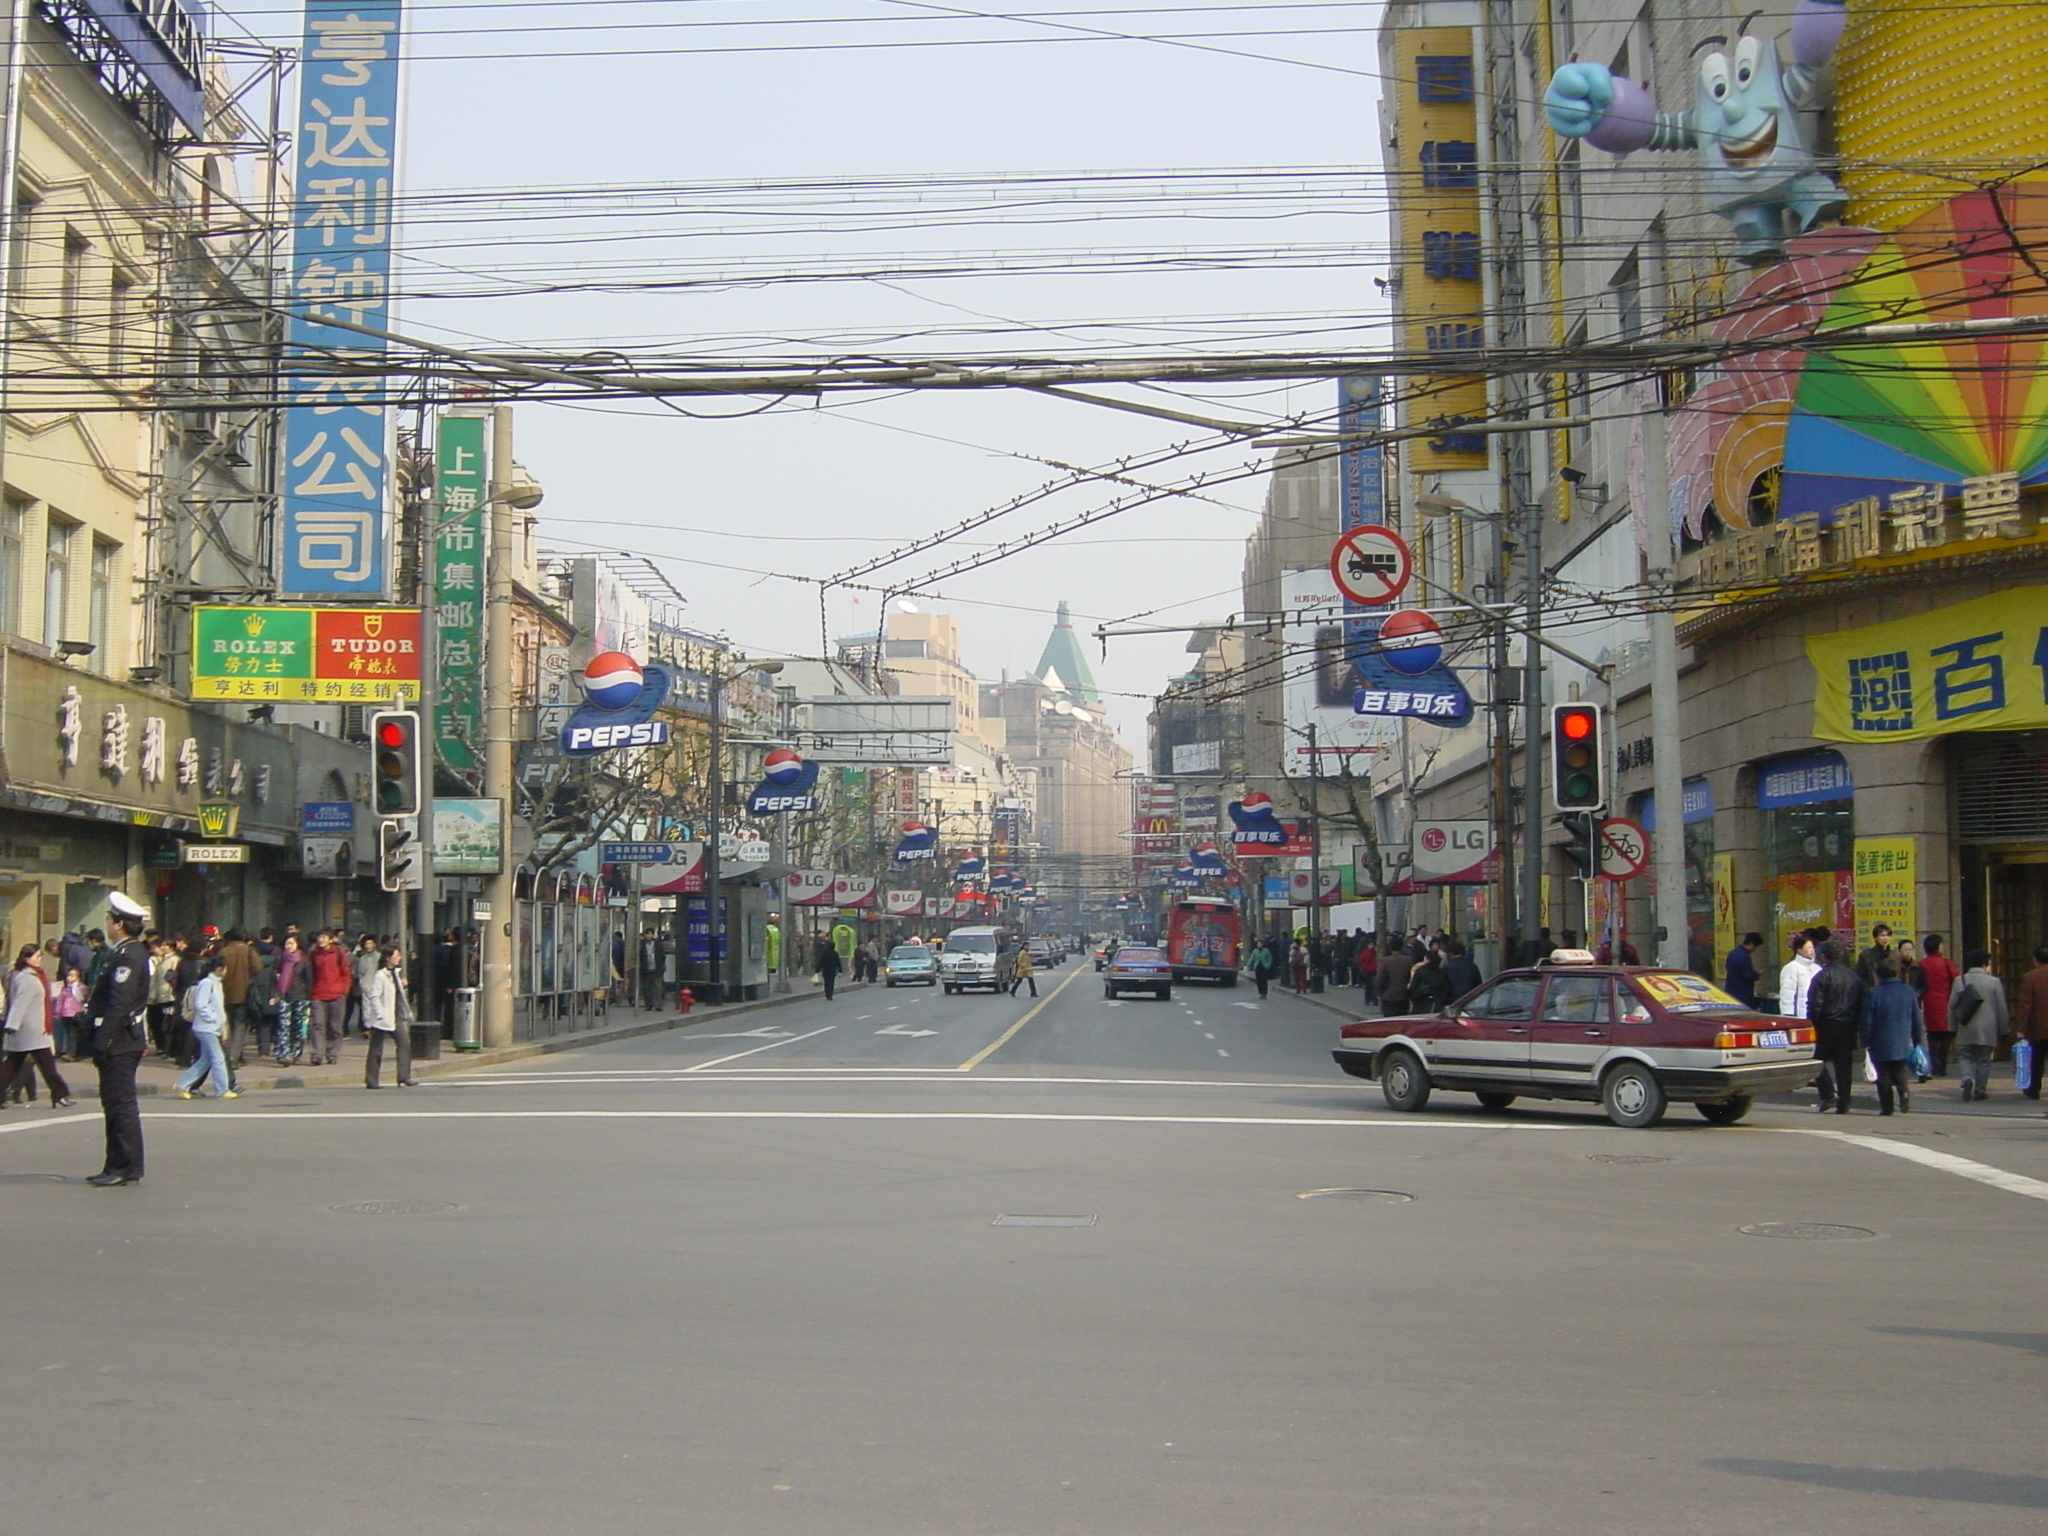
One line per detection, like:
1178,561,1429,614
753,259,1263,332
1910,1043,1931,1078
2016,1038,2034,1089
1862,1052,1879,1083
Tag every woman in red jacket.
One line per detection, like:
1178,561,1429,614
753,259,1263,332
305,931,354,1067
1915,933,1960,1081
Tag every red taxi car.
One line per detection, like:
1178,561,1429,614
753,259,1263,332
1331,952,1818,1128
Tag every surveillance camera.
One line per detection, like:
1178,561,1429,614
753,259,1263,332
1558,467,1587,486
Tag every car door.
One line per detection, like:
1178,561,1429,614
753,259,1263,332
1428,974,1539,1083
1527,973,1615,1092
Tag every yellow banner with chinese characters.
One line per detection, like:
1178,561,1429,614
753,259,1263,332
1806,585,2048,742
1851,838,1916,948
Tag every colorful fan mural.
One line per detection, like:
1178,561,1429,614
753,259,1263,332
1671,180,2048,539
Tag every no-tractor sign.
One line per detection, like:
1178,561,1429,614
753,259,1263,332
1330,524,1412,606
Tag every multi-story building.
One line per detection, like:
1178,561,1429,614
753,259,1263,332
1380,0,2048,984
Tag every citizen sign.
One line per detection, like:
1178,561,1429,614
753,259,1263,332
564,721,671,752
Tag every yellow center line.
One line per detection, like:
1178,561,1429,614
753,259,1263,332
954,964,1086,1071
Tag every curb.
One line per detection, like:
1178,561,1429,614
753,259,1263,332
25,982,875,1101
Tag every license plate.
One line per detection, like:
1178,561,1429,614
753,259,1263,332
1759,1030,1789,1049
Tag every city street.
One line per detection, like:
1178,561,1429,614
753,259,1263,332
4,972,2046,1535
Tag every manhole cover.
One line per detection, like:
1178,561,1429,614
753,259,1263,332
1739,1222,1878,1241
330,1200,459,1216
994,1213,1096,1227
1587,1154,1674,1165
0,1172,71,1183
1297,1188,1415,1203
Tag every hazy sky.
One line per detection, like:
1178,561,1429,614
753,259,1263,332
234,0,1394,741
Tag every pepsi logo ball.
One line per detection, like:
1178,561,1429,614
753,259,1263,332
762,747,806,785
582,652,645,710
1377,610,1444,676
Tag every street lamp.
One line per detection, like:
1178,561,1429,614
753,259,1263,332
701,657,783,1003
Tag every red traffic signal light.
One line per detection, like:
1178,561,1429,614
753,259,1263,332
1549,705,1605,812
369,710,423,818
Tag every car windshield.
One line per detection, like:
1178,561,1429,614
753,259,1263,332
948,934,997,954
888,947,929,961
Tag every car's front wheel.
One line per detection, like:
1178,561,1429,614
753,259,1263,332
1379,1048,1432,1112
1696,1096,1753,1125
1601,1062,1668,1128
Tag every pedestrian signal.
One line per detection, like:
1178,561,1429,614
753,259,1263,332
378,819,421,892
370,710,424,818
1550,704,1605,812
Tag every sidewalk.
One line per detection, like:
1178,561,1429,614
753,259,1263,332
10,981,870,1102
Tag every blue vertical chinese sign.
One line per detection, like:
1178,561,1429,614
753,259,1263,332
281,1,403,597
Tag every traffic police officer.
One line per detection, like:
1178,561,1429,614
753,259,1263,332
85,892,152,1186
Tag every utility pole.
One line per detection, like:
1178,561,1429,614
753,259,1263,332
704,668,726,1003
1519,499,1545,965
1642,399,1689,967
478,405,516,1049
1305,720,1323,942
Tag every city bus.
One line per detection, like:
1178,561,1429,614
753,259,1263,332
1164,899,1241,985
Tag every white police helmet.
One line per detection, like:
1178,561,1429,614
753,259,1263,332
106,891,151,921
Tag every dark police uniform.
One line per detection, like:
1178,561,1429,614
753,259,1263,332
87,934,152,1182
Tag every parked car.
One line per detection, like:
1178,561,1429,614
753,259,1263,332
883,945,938,987
1103,944,1172,1001
1330,953,1819,1128
1028,938,1059,969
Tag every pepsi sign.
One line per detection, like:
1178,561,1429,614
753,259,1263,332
560,657,674,756
565,720,671,752
745,747,821,815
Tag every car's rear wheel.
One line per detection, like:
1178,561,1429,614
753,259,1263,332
1601,1062,1667,1128
1474,1091,1516,1112
1696,1096,1754,1125
1104,986,1117,1000
1155,988,1169,1000
1379,1048,1431,1113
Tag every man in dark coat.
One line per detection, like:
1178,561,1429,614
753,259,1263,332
1724,932,1762,1009
85,894,153,1186
1377,943,1414,1017
815,938,843,1001
1807,939,1867,1115
1442,940,1482,1002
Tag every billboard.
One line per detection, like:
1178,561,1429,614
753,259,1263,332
191,606,421,702
432,412,487,780
431,798,503,875
791,697,954,765
1170,740,1222,775
1280,569,1393,772
280,0,404,597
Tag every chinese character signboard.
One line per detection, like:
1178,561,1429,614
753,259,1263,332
1806,586,2048,743
281,0,403,597
432,412,488,778
191,606,421,701
1852,837,1916,947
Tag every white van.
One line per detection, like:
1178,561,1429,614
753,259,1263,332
938,926,1017,995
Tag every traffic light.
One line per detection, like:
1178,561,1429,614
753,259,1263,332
1550,704,1606,811
378,819,421,892
369,710,423,818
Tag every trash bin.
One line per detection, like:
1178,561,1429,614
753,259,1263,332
452,987,480,1051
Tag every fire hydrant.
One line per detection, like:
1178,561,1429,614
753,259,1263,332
677,987,696,1016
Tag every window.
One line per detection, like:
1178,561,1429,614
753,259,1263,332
883,639,928,659
1461,976,1541,1020
89,537,116,667
1540,975,1612,1024
8,186,36,300
60,229,89,339
43,515,74,649
109,270,135,376
0,493,22,635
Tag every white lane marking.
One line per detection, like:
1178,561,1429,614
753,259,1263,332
886,1006,899,1011
0,1113,97,1135
692,1026,794,1040
855,1015,873,1021
875,1025,938,1037
440,1073,1341,1088
1233,1002,1261,1009
1777,1128,2048,1205
1217,1050,1230,1058
148,1110,1595,1129
1202,1032,1215,1040
683,1025,837,1071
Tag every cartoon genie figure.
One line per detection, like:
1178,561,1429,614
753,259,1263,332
1544,0,1847,265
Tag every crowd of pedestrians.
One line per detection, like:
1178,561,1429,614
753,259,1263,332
0,919,454,1107
1745,921,2042,1112
1241,927,1483,1014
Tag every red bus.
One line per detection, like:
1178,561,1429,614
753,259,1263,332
1165,899,1241,985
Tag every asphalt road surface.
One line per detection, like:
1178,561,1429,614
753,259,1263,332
5,963,2047,1535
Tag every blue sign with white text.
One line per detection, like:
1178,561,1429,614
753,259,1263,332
281,0,403,596
301,801,354,833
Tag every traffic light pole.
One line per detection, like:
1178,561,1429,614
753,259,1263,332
479,406,516,1050
1519,499,1544,965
